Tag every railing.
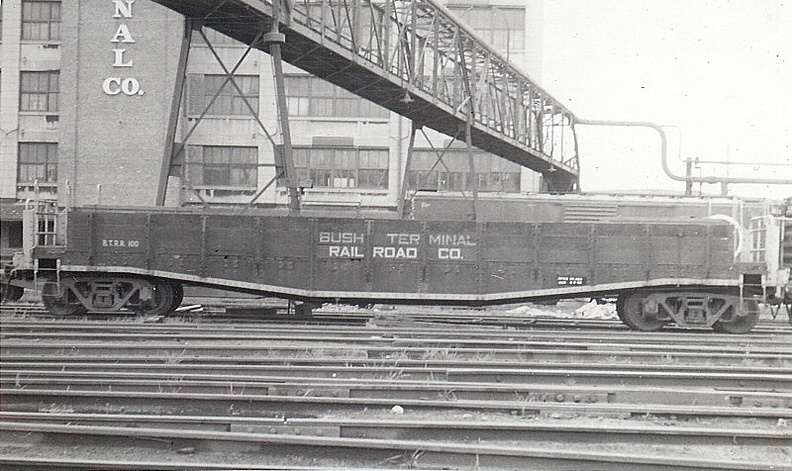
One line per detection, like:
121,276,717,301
286,0,579,171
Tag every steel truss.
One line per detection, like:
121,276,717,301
152,0,581,201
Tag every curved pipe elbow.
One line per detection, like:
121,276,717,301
573,118,792,186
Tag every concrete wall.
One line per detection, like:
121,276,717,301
1,2,25,199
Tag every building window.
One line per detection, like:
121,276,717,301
289,147,389,189
447,5,525,52
7,222,24,248
285,75,389,119
186,146,258,188
203,75,259,116
22,0,61,41
18,142,57,183
20,71,59,112
408,149,520,193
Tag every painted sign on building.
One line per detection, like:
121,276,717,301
103,0,144,96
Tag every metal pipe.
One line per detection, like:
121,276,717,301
686,157,790,167
574,118,792,186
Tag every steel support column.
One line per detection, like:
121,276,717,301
267,0,301,214
156,19,194,206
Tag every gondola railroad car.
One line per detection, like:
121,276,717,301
1,201,790,333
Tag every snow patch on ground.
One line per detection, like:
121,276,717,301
503,300,618,320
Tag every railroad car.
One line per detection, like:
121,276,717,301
2,199,790,333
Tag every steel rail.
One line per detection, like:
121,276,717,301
2,372,789,409
3,314,788,469
4,301,791,328
3,347,790,367
2,359,790,389
3,388,791,420
3,311,790,335
2,321,790,350
3,412,789,448
0,421,785,470
1,335,788,356
0,457,298,471
2,350,789,376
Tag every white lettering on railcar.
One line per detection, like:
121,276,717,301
429,234,476,246
327,246,364,258
557,275,585,286
372,246,418,259
438,248,463,259
102,239,140,248
384,233,421,245
318,232,364,244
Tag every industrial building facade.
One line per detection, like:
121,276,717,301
0,0,546,261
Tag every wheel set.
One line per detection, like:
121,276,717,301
616,290,759,334
39,276,183,316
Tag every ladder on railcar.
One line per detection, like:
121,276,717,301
748,214,792,322
27,196,65,297
34,200,59,247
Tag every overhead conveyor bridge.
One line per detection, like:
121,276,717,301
150,0,581,193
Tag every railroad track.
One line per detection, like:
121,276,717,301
4,300,791,332
1,308,791,469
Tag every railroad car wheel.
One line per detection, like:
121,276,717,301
713,300,760,334
614,296,633,328
1,285,25,303
136,280,175,316
616,292,667,331
41,282,85,316
169,282,184,312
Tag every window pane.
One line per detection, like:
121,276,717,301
289,147,388,189
286,75,388,119
200,146,257,187
18,142,57,182
204,166,230,185
204,74,259,116
230,167,256,186
410,148,519,192
20,71,59,112
22,0,60,41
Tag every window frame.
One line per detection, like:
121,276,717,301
287,146,389,190
21,0,61,42
187,145,259,189
408,149,521,193
20,70,60,113
202,74,260,117
18,142,58,184
285,75,389,119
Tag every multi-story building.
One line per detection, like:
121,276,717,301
0,0,546,262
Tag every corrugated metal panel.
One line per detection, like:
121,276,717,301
563,202,618,223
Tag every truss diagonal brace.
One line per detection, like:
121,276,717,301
156,19,195,206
